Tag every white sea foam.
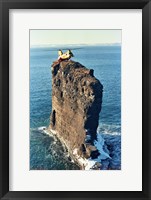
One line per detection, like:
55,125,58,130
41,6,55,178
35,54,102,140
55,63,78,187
38,126,47,131
36,127,120,170
73,148,97,170
47,129,111,170
94,133,111,160
97,124,121,136
37,126,55,138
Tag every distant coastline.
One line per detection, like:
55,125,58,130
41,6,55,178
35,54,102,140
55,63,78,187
30,43,121,49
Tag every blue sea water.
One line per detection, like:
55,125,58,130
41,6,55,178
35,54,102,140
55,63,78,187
30,45,121,170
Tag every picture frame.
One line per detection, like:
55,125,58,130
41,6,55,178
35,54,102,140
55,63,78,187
0,0,151,199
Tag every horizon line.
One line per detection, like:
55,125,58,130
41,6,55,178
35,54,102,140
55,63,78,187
30,42,121,48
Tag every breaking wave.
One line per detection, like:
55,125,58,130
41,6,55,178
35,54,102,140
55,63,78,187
96,124,121,170
30,125,121,170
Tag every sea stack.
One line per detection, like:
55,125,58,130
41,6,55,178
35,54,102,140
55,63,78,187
49,60,103,169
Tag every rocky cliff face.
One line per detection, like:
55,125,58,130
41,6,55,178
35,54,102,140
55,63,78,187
49,60,103,168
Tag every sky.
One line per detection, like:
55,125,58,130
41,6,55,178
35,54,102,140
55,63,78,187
30,30,121,47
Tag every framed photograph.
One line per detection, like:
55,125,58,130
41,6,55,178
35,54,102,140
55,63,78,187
0,0,151,199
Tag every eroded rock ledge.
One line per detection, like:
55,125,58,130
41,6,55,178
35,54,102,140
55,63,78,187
49,60,103,169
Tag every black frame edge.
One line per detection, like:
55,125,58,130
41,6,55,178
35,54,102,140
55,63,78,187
1,0,9,199
1,0,151,200
0,0,2,198
148,0,151,199
142,1,150,199
0,0,149,9
149,1,151,198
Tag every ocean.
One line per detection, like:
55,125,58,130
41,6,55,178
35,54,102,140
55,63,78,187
30,45,121,170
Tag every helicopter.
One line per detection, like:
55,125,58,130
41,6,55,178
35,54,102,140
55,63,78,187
58,49,74,62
